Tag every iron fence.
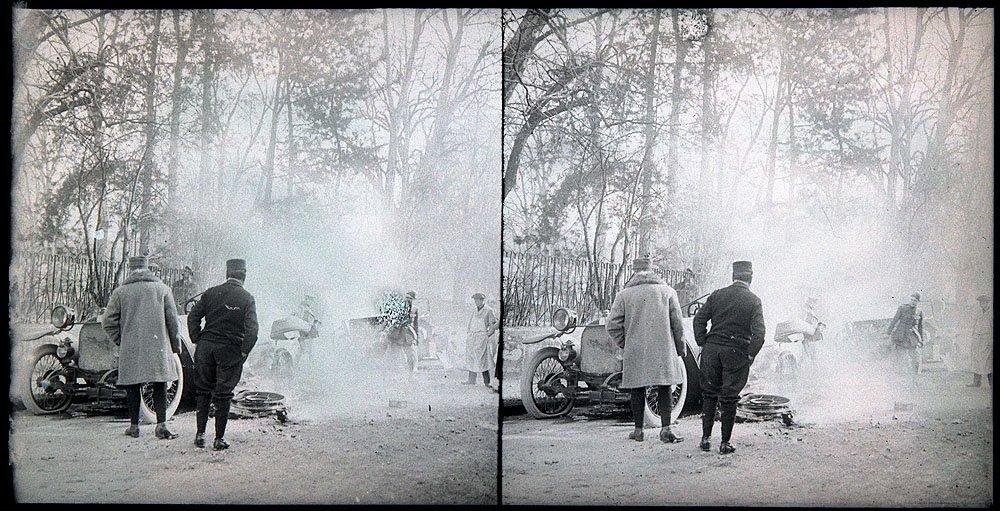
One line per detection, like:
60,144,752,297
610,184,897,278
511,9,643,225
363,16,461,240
9,252,185,324
502,250,690,327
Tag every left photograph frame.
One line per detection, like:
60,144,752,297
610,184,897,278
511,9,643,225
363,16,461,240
9,8,501,505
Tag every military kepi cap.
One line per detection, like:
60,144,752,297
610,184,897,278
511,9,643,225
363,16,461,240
128,255,149,270
732,260,753,277
472,292,486,300
226,259,247,272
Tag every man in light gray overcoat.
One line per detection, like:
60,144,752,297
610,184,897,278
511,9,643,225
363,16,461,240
102,255,182,440
606,256,687,444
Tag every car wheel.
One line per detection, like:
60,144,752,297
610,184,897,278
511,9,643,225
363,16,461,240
22,344,73,415
643,356,688,428
138,353,184,423
521,347,575,418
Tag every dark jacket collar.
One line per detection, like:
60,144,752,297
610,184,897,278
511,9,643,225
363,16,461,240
225,278,244,287
731,280,749,289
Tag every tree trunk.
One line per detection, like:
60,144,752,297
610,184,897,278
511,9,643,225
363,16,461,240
137,10,163,255
664,9,688,202
194,9,216,272
166,10,190,207
637,9,661,256
699,9,717,190
261,68,284,209
764,50,786,207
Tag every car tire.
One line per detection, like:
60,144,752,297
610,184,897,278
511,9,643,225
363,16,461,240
521,347,574,419
643,356,688,428
21,344,73,415
138,353,184,424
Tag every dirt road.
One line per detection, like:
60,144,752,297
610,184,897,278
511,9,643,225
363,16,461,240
502,371,992,507
11,369,498,505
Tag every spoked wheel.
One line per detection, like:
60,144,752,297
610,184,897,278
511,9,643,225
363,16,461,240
643,356,688,428
521,347,575,418
138,353,183,423
22,345,73,415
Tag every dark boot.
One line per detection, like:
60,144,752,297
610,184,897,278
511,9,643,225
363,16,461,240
482,371,492,389
628,428,644,442
124,424,140,438
155,423,178,440
702,396,718,440
196,394,211,437
213,438,230,451
660,427,684,443
194,433,206,448
699,437,711,451
719,441,736,455
214,399,231,442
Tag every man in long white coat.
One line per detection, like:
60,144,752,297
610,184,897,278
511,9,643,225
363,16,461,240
968,294,992,389
463,293,499,389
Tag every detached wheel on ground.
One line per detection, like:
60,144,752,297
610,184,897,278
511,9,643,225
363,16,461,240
521,347,575,418
22,344,73,415
642,355,688,428
139,353,184,423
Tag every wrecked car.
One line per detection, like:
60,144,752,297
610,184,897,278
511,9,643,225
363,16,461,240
17,304,197,422
518,297,707,427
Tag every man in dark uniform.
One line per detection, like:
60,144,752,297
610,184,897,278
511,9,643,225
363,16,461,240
187,258,258,451
693,260,766,455
885,292,923,381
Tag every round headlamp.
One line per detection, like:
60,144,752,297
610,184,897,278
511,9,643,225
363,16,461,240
551,308,578,332
50,305,76,329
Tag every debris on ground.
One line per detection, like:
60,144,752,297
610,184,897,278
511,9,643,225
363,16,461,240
229,391,289,422
736,394,793,423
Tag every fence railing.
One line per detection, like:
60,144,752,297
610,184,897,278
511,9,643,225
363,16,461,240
502,250,691,327
9,252,185,324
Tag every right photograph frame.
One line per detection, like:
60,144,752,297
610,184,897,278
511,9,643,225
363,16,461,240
500,7,993,507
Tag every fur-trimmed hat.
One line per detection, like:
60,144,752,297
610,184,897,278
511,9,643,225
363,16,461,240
128,256,149,270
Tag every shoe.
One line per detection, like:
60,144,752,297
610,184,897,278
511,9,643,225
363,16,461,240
213,438,230,451
155,423,178,440
628,428,644,442
194,433,205,448
124,424,140,438
660,428,684,443
699,437,711,451
719,442,736,455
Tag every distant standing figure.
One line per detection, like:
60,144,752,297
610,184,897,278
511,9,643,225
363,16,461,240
101,255,181,440
968,295,993,389
801,297,821,363
674,268,698,312
606,257,687,444
886,292,924,378
187,258,259,451
693,260,766,455
171,266,198,313
464,293,499,389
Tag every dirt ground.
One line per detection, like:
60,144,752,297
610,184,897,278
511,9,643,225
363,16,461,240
10,368,498,505
502,370,993,507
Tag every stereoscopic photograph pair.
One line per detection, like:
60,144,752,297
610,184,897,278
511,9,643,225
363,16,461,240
8,6,993,508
